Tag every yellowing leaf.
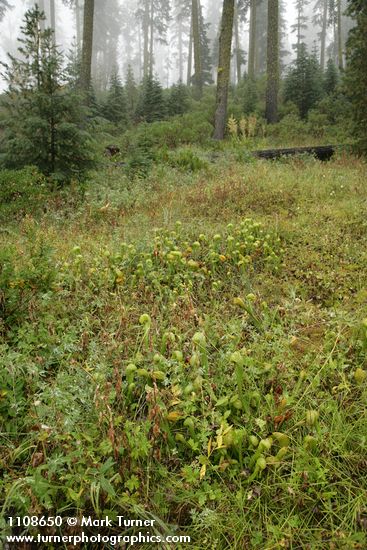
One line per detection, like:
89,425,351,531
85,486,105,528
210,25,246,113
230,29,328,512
233,297,246,309
222,425,232,436
166,411,182,422
207,437,212,456
169,399,182,407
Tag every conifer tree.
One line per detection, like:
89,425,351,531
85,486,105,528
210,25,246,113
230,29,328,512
0,7,95,182
125,65,138,120
291,0,309,55
328,0,344,70
324,58,339,94
279,0,291,72
248,0,257,79
199,4,214,86
92,0,122,91
255,0,268,75
265,0,279,123
191,0,203,98
172,0,191,82
313,0,329,70
167,82,189,116
233,0,250,84
188,0,214,93
284,43,324,117
50,0,56,42
103,71,128,125
243,75,258,114
247,0,269,78
137,0,171,77
214,0,235,140
66,40,82,89
86,85,101,117
120,1,139,73
80,0,95,92
135,74,166,122
344,0,367,152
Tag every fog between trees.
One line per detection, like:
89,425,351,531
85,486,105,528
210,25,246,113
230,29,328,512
0,0,352,92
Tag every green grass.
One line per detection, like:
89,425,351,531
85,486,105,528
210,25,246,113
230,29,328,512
1,151,366,549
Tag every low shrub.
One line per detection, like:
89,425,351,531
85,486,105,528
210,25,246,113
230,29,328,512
165,148,208,172
0,239,56,331
267,113,308,143
307,110,329,138
121,113,213,154
0,166,50,223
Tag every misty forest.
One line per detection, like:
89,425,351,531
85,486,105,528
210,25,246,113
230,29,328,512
0,0,366,548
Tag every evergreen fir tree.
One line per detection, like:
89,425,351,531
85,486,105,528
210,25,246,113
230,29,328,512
313,0,329,70
80,0,95,92
279,0,291,73
167,82,189,116
266,0,280,124
66,39,82,89
92,0,121,91
291,0,309,55
213,0,235,140
103,71,128,125
172,0,191,82
255,0,268,75
233,0,250,83
135,74,166,123
243,75,258,114
125,64,138,121
65,44,101,118
211,31,220,79
344,0,367,152
284,44,324,118
0,7,95,183
86,85,102,117
324,58,339,94
137,0,171,77
200,11,214,86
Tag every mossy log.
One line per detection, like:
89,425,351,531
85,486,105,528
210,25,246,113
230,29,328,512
253,145,338,161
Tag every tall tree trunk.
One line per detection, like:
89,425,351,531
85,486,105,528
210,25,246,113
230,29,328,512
80,0,95,92
248,0,257,79
138,24,143,80
149,0,154,76
187,14,193,85
320,0,328,70
234,0,241,84
232,41,237,84
333,18,337,65
265,0,279,123
255,0,267,74
75,0,81,51
192,0,203,99
50,0,55,43
213,0,235,140
297,9,301,54
178,16,183,82
143,0,149,77
38,0,45,30
337,0,343,70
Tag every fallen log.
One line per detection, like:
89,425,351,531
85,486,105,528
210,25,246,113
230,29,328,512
253,145,338,161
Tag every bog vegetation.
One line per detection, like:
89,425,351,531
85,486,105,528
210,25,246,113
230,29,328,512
0,1,366,549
